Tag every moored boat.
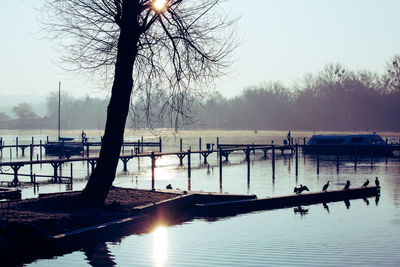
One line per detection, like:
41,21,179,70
44,139,83,156
303,133,393,156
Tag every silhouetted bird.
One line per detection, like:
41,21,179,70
301,185,310,192
343,180,350,190
322,181,330,191
166,184,172,189
375,177,380,187
294,184,310,194
362,179,369,187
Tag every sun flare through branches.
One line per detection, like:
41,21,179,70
152,0,168,12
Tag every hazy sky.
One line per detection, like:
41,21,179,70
1,0,399,103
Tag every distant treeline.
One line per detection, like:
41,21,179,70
33,54,400,131
46,92,107,129
193,56,400,131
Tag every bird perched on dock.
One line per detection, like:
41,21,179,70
294,184,310,194
343,180,350,190
322,181,330,191
362,179,369,187
375,177,380,187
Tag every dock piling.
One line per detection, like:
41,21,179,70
272,144,275,175
40,140,43,160
246,148,250,181
295,144,298,177
151,152,155,190
188,149,191,179
16,137,18,157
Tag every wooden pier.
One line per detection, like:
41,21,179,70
0,143,293,187
0,136,162,157
196,186,380,216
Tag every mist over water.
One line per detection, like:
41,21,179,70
1,130,400,266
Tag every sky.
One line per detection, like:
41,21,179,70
1,0,400,107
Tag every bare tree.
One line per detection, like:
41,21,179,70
384,54,400,92
41,0,237,205
12,103,34,127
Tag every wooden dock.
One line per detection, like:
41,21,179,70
196,186,380,216
0,143,298,187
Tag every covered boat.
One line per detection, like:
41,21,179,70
303,133,393,156
44,137,83,156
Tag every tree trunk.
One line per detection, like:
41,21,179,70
80,1,140,206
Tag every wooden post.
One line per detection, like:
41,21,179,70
295,144,298,177
219,147,222,179
86,144,90,157
188,149,191,178
141,136,144,152
30,144,33,179
151,152,155,190
303,137,306,146
272,144,275,175
46,136,49,143
219,147,222,193
70,163,73,182
16,137,18,157
180,138,183,152
159,136,162,152
199,137,202,161
10,148,12,160
40,140,43,160
217,137,219,147
246,147,250,181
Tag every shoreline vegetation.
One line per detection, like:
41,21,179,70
2,59,400,132
0,188,180,264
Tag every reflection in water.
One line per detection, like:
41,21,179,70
153,225,168,267
83,242,116,267
344,199,351,209
363,198,370,206
375,195,380,206
293,206,309,216
323,202,330,213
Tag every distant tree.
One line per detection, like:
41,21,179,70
384,54,400,92
41,0,237,205
12,103,34,126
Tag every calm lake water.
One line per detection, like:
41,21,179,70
1,129,400,266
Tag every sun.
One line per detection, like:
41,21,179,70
152,0,168,12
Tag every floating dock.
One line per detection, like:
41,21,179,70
196,186,380,216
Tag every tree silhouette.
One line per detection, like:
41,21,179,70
41,0,237,205
12,103,34,127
